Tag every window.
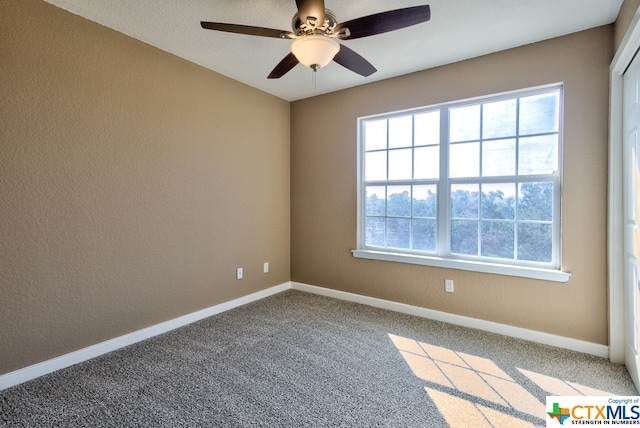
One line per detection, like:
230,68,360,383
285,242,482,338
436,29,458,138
354,85,569,282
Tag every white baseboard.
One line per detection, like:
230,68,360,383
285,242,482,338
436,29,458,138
1,280,609,391
290,282,609,359
0,282,290,391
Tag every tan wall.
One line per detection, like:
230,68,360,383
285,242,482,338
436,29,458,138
616,0,640,49
291,26,613,344
0,0,290,375
0,0,617,378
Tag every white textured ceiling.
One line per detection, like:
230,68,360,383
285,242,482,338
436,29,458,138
43,0,622,101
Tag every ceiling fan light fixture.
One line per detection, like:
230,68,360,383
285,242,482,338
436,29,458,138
290,35,339,70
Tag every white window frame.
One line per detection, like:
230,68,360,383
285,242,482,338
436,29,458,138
353,84,571,282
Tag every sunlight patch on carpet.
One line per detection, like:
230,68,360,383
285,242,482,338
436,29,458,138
388,333,617,425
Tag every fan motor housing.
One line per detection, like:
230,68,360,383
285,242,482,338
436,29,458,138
292,9,337,35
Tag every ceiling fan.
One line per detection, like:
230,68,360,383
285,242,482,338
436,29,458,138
200,0,431,79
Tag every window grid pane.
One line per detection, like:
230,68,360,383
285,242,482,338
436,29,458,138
450,142,480,178
388,149,413,181
389,115,413,149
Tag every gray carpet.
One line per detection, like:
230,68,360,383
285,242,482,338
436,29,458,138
0,290,636,427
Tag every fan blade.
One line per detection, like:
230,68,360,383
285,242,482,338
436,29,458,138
268,52,300,79
335,5,431,40
333,44,376,77
295,0,325,27
200,22,294,39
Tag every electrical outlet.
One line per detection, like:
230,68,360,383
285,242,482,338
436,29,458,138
445,279,454,293
236,267,243,280
263,262,269,273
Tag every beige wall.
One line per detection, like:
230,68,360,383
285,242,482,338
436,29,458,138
0,0,290,375
291,26,613,344
0,0,619,378
616,0,640,49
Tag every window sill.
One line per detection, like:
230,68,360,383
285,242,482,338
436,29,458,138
351,249,571,283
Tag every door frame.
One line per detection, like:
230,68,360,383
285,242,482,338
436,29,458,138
610,5,640,365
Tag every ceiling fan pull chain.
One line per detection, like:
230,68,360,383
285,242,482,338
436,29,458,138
312,68,317,91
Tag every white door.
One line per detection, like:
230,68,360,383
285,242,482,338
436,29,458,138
623,51,640,391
